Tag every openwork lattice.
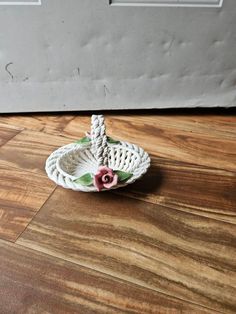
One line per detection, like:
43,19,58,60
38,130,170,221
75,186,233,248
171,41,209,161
45,115,150,192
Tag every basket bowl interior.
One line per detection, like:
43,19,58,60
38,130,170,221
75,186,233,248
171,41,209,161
57,145,141,180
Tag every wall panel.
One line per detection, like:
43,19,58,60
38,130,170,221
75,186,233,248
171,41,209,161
0,0,235,112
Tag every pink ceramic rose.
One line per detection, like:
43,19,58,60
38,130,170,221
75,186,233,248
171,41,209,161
94,166,118,191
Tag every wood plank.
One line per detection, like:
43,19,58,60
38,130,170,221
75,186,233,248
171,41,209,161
0,239,213,314
112,114,236,141
18,188,236,313
0,122,22,147
0,164,55,242
63,115,236,171
115,155,236,224
0,114,75,135
0,129,73,176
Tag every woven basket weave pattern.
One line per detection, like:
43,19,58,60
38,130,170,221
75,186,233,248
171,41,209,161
45,115,150,192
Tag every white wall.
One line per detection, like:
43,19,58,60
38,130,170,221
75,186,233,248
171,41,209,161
0,0,235,112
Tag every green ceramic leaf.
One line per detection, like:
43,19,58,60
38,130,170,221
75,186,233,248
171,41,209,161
115,170,133,182
107,136,120,145
75,136,91,144
75,136,119,145
74,173,93,186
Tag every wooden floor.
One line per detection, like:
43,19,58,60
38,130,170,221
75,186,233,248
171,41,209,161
0,111,235,313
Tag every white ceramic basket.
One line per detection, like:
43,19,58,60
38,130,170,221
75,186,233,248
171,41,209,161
45,115,150,192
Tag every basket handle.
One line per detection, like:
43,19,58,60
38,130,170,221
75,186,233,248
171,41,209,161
91,115,108,166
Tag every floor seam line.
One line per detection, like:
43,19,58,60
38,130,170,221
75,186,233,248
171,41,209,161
14,186,58,242
0,128,24,148
14,239,224,314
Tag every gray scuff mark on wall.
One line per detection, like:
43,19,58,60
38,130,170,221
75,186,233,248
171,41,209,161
104,84,110,97
5,62,14,80
165,38,175,56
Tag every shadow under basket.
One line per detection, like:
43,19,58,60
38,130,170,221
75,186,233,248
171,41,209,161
45,115,150,192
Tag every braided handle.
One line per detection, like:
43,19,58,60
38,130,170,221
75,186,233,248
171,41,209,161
91,115,108,166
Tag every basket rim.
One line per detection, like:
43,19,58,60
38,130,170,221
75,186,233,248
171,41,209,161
56,142,142,180
45,141,151,192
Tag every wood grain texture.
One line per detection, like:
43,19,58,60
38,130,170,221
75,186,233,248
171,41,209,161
63,115,236,171
18,188,236,313
0,129,73,175
115,155,236,224
0,239,213,314
0,114,74,135
0,112,236,312
0,164,55,241
0,122,22,147
113,114,236,141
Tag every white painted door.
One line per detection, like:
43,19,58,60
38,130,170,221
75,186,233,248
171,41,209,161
110,0,223,7
0,0,235,112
